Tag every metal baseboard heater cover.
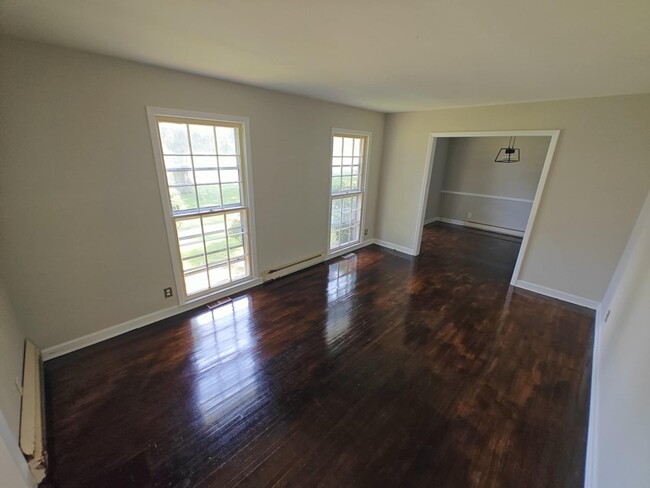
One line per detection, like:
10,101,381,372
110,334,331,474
20,340,47,483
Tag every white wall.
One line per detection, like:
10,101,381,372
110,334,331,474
589,190,650,488
424,138,448,221
439,136,549,232
0,282,25,441
377,95,650,302
0,285,34,488
0,37,385,349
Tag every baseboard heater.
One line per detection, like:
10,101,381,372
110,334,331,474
262,253,324,282
19,340,47,483
464,220,524,238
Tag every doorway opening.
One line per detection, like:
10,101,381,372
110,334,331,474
414,130,559,285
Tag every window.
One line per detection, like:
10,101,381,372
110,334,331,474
329,131,369,252
148,108,255,302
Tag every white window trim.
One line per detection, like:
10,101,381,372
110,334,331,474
327,128,372,255
146,106,259,305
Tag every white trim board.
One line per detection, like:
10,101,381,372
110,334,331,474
423,217,440,225
440,190,534,204
514,280,600,310
373,239,416,256
584,305,602,488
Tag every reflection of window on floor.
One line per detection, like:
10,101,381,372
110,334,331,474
191,296,258,425
325,256,358,344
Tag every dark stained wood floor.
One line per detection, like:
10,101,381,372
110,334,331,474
42,223,595,488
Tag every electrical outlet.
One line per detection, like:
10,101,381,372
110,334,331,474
15,377,23,396
164,287,173,298
467,212,472,219
364,229,369,236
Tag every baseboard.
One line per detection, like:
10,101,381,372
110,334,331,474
423,216,440,225
584,306,601,488
439,217,465,226
514,280,600,310
326,240,376,260
464,221,525,238
373,239,416,256
42,278,263,361
42,240,384,361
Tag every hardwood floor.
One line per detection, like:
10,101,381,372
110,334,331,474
42,223,595,488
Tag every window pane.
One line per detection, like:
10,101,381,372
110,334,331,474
230,259,248,281
194,170,219,184
222,184,241,206
167,170,194,186
219,169,240,183
202,214,225,235
332,157,342,166
342,138,354,157
229,246,245,258
205,236,227,253
207,250,229,265
353,138,362,157
189,125,217,155
170,186,198,213
208,264,230,287
216,127,237,155
185,270,209,295
197,185,222,208
159,122,190,154
194,156,218,168
164,155,192,170
333,137,343,156
219,156,238,168
331,177,342,193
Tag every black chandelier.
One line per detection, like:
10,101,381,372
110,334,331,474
494,136,520,163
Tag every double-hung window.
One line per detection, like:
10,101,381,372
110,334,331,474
148,108,254,302
328,131,369,252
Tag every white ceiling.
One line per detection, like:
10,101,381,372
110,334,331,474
1,0,649,112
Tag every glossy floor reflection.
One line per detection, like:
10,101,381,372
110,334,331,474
43,223,594,488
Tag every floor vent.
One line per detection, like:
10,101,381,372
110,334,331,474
207,297,232,310
341,253,356,259
19,340,47,483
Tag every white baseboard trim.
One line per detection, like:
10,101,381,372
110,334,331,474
464,221,525,238
373,239,416,256
514,280,600,310
42,240,384,361
584,306,601,488
326,240,376,261
439,217,465,226
42,277,263,361
423,216,440,225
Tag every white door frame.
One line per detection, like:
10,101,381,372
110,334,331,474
413,130,560,285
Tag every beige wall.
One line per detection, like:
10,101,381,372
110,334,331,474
377,95,650,301
424,138,448,220
0,282,25,440
592,190,650,488
0,284,32,488
0,38,385,349
438,136,549,231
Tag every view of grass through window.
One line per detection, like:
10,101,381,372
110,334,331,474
156,117,251,297
329,134,366,251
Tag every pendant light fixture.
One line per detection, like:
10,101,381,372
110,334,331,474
494,136,520,163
